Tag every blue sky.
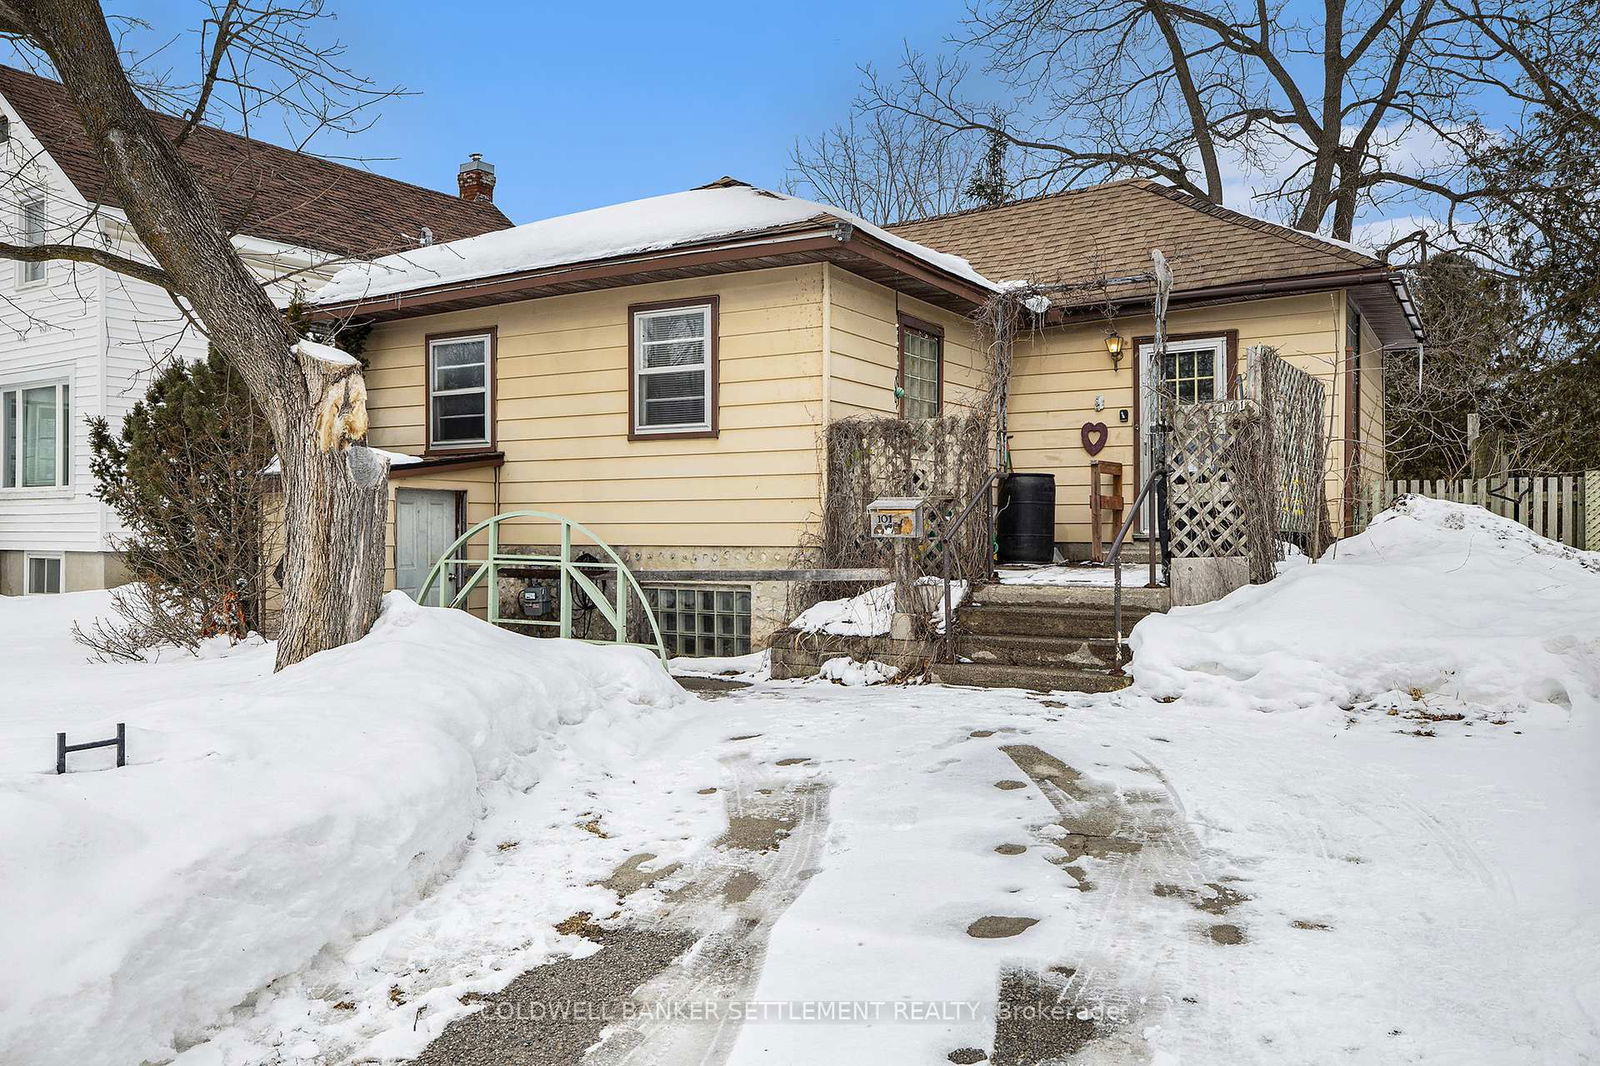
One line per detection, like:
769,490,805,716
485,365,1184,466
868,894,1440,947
260,0,972,223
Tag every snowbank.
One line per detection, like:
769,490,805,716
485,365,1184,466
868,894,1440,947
817,656,900,686
314,183,995,306
1130,497,1600,721
790,579,968,637
0,593,684,1066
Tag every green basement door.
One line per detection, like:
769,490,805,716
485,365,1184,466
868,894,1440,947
395,488,463,602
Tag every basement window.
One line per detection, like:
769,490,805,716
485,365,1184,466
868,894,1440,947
25,552,62,594
644,585,751,658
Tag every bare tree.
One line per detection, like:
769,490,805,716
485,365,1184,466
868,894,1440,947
786,108,986,224
835,0,1597,246
0,0,393,669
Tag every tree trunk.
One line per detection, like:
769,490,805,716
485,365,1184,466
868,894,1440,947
8,0,389,668
275,381,389,669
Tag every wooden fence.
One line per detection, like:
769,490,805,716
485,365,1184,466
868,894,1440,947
1360,474,1594,549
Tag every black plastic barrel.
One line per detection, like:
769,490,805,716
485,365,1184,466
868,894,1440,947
996,473,1056,564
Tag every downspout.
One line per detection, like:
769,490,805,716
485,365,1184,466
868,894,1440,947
819,262,833,502
93,263,110,553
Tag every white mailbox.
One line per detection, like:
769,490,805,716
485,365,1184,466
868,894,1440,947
868,496,927,540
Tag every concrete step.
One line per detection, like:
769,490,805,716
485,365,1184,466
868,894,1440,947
955,634,1121,669
927,661,1131,693
975,583,1171,610
959,603,1155,639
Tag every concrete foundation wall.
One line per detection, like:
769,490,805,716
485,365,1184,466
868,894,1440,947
0,549,130,596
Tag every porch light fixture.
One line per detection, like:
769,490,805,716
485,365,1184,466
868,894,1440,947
1103,329,1125,370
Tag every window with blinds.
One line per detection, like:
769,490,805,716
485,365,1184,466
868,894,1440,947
900,321,942,419
428,333,491,448
633,302,714,435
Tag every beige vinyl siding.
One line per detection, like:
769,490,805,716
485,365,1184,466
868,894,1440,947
1009,291,1353,546
363,265,826,555
1354,313,1387,495
825,267,985,419
383,467,497,614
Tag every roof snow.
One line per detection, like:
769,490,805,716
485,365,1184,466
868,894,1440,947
312,181,997,306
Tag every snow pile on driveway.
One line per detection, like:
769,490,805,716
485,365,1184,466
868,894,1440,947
1130,496,1600,721
0,593,683,1066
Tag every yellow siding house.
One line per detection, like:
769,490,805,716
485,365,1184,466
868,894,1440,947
311,177,1422,654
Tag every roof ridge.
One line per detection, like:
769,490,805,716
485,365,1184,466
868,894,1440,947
887,178,1155,231
1133,182,1379,266
0,64,513,253
0,64,483,211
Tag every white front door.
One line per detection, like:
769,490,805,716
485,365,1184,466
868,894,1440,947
1138,336,1227,531
395,488,463,603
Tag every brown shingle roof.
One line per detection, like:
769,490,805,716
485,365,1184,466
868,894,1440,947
888,179,1382,305
0,65,513,257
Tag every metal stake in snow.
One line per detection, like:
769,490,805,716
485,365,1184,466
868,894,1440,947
56,724,126,775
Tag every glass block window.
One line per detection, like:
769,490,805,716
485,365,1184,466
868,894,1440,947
900,323,942,419
644,584,751,658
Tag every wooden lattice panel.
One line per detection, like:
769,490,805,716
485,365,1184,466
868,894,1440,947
1166,400,1252,559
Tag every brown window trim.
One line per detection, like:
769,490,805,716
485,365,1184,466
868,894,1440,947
424,326,498,457
1129,329,1240,496
628,295,720,441
896,312,945,418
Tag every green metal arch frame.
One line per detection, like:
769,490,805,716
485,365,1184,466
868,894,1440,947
417,509,669,663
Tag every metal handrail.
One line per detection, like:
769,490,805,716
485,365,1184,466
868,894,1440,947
940,471,1000,660
417,509,669,663
1108,469,1163,668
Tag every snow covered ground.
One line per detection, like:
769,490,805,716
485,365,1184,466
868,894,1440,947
0,592,685,1066
3,498,1596,1064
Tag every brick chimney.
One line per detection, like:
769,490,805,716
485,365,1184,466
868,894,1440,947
457,153,496,203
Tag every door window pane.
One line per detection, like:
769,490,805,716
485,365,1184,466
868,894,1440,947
1159,345,1221,406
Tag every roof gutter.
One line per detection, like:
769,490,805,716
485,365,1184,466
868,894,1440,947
309,225,843,319
311,216,995,322
1048,265,1424,342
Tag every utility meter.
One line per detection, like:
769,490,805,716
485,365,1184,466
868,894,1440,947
519,584,552,619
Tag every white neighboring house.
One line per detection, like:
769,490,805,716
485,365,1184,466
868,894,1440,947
0,65,512,596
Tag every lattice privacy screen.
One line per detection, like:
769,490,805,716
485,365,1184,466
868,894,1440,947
1163,346,1328,582
817,415,992,621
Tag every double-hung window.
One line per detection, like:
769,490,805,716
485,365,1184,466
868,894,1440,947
427,332,492,450
2,381,69,488
631,299,717,437
898,316,943,419
19,198,47,285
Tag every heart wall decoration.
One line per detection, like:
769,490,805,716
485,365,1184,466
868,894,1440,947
1080,421,1109,456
